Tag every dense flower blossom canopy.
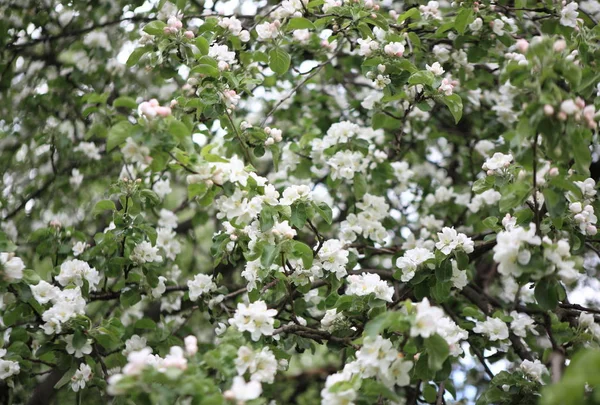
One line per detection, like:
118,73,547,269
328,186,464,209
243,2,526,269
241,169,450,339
1,0,600,404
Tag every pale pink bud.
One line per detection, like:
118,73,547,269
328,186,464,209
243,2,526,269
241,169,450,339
515,39,529,53
167,16,183,30
553,39,567,52
184,30,194,39
543,104,554,116
155,106,172,117
184,335,198,356
587,225,598,236
217,61,229,71
549,167,559,177
557,111,567,121
575,97,585,109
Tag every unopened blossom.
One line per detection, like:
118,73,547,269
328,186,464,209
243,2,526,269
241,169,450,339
184,335,198,356
139,99,171,118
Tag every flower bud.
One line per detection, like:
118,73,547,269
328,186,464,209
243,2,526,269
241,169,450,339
553,39,566,52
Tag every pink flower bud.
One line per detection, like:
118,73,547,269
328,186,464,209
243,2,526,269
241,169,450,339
543,104,554,116
167,16,183,30
515,39,529,53
155,106,172,117
557,111,567,121
184,30,194,39
553,39,566,52
549,167,559,177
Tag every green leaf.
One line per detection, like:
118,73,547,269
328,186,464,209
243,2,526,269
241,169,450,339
93,200,116,216
261,244,281,268
454,8,473,35
113,96,138,110
54,365,78,389
286,17,316,30
195,36,209,55
140,189,160,206
422,384,438,403
291,240,313,269
353,173,367,200
535,278,560,310
168,120,191,141
397,8,420,23
314,202,333,224
143,21,167,36
408,71,435,86
290,202,307,229
268,48,291,76
425,334,450,371
543,188,566,218
191,64,220,77
260,205,276,232
106,121,133,151
126,46,151,67
499,182,531,212
572,129,591,175
120,289,142,308
188,183,208,200
456,251,469,270
443,94,463,124
134,318,157,330
435,260,452,282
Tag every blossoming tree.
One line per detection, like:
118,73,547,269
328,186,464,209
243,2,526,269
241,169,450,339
1,0,600,404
